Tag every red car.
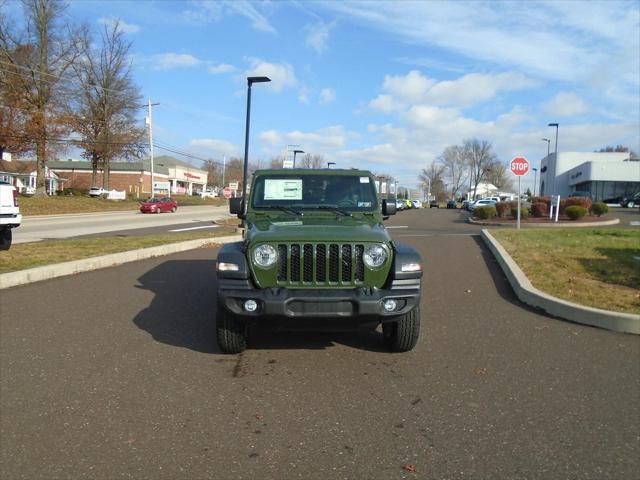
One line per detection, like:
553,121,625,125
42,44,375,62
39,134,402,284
139,197,178,214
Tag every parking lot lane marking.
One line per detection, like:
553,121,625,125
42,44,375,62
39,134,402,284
630,221,640,226
169,225,219,232
386,226,409,229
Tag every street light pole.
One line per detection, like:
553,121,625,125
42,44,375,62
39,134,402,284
548,123,559,194
293,149,304,168
146,99,160,197
532,167,538,197
241,76,271,212
541,138,550,158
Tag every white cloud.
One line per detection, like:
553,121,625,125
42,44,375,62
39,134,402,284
382,70,435,103
189,138,239,157
152,53,201,70
542,92,589,117
298,86,310,104
97,17,140,34
305,21,335,54
426,72,538,107
320,88,335,105
244,58,298,92
259,126,350,150
207,63,236,74
184,0,276,33
369,94,399,113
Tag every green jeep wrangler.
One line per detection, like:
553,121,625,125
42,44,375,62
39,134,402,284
216,168,422,353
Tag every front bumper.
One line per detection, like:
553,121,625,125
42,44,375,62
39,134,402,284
217,278,420,322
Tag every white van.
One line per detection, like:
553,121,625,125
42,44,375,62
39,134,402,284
0,182,21,250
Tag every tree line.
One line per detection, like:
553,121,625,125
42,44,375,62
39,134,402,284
1,0,145,196
419,139,515,202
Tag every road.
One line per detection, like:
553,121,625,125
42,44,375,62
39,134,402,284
1,208,638,479
13,205,230,244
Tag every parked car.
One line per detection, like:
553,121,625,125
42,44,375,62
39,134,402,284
620,192,640,208
88,187,106,197
429,200,439,208
569,190,592,199
446,200,457,209
471,199,497,210
139,196,178,213
201,189,218,199
395,199,405,210
412,200,422,209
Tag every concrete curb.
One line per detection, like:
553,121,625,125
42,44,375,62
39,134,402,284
0,234,242,290
469,217,620,227
481,229,639,334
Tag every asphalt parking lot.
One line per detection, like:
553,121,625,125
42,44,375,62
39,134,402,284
1,208,638,479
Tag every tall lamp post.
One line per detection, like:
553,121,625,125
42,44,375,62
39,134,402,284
293,149,304,168
532,167,538,197
241,76,271,211
541,137,551,157
547,123,559,194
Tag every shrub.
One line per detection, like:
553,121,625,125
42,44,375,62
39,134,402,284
565,205,587,220
565,197,592,211
531,202,547,217
510,206,529,219
474,205,497,220
495,202,510,218
591,202,609,217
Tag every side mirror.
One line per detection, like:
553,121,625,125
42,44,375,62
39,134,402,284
382,199,396,216
229,197,243,216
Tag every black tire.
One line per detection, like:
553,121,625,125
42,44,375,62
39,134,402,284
171,206,177,213
382,306,420,352
0,228,11,251
216,303,247,354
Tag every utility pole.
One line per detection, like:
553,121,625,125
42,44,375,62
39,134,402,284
146,99,160,197
222,155,226,187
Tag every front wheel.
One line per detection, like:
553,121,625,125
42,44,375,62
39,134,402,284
382,306,420,352
171,206,177,213
216,303,247,354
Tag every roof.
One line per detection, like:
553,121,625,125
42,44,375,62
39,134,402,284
253,168,373,176
0,159,35,174
48,159,170,175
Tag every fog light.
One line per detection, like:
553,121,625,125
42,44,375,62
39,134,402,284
383,299,397,312
244,299,258,312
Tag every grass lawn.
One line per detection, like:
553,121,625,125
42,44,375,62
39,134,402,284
0,228,237,274
490,228,640,314
19,195,227,216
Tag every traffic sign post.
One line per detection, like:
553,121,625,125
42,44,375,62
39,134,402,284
510,156,530,230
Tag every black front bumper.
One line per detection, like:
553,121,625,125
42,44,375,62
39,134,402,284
218,278,420,323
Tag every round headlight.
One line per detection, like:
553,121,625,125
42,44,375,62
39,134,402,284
363,244,387,268
253,244,278,268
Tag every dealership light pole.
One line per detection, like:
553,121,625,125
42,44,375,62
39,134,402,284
548,123,559,194
532,167,538,196
293,149,304,168
145,99,160,197
541,137,551,158
241,76,271,211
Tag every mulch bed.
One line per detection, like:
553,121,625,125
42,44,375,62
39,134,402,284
470,214,613,225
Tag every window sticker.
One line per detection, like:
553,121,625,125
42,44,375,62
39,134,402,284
264,179,303,200
359,176,370,183
358,201,372,207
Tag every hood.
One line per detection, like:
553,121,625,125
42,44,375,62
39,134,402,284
246,213,391,245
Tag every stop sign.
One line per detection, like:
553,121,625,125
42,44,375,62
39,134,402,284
223,187,232,199
510,156,529,176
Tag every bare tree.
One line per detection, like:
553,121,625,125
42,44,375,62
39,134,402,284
438,145,467,199
202,158,222,187
269,156,283,169
69,20,145,189
300,153,324,169
418,162,445,200
485,159,514,192
463,139,497,199
0,0,84,196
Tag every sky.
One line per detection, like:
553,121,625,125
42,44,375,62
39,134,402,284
7,0,640,191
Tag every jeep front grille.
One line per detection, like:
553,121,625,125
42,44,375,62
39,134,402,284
276,243,365,285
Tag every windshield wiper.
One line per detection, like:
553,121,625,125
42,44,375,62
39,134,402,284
314,205,352,217
269,205,304,216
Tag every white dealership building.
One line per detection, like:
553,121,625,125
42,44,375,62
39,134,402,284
538,151,640,202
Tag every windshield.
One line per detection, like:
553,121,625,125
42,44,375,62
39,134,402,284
251,174,378,212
